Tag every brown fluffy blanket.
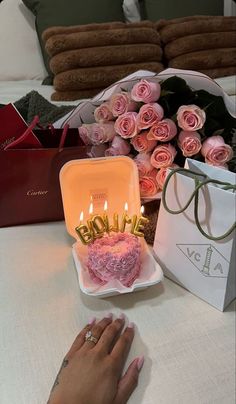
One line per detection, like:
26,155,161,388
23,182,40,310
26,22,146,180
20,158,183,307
160,17,236,44
156,15,224,30
42,20,156,42
45,27,160,57
169,48,236,70
52,60,163,101
196,66,236,79
50,44,163,75
53,62,163,92
165,32,236,59
42,21,164,101
159,16,236,79
51,88,107,101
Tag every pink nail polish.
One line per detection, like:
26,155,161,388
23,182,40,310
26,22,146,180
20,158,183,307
118,313,125,320
127,322,135,329
88,316,96,325
104,312,113,319
136,356,144,371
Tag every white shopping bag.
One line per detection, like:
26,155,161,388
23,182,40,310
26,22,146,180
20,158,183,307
153,159,236,311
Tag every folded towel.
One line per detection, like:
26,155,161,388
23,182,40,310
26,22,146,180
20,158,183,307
155,15,221,30
46,27,161,57
50,44,163,74
51,88,107,101
54,62,164,91
165,32,236,59
42,20,155,42
169,48,236,70
160,17,236,44
197,66,236,79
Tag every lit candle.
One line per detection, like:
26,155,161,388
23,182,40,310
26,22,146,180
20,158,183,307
89,201,93,217
133,205,149,237
79,211,84,224
103,200,110,234
75,211,93,244
131,212,138,234
87,201,95,236
120,202,132,232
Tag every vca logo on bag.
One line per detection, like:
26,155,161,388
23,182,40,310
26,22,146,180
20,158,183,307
176,244,229,278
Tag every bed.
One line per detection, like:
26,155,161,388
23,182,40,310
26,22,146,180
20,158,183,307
0,0,235,110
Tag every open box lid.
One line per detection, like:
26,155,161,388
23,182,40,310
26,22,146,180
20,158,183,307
59,156,141,240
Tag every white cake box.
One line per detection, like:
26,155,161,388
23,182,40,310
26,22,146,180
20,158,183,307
59,156,163,297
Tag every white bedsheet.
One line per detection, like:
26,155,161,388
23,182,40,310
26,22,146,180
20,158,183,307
0,76,235,108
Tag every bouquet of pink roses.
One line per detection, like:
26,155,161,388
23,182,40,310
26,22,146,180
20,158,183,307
78,74,236,199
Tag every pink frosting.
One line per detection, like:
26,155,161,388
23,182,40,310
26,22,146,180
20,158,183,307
87,233,141,287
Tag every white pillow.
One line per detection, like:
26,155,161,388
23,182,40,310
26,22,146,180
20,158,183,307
0,0,47,81
123,0,141,22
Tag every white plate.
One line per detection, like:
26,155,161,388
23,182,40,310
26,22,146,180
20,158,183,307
72,239,163,298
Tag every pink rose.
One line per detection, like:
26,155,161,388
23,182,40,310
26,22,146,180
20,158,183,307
78,124,93,145
151,144,177,168
178,130,202,157
109,92,138,116
137,103,164,130
134,152,153,176
131,79,161,103
94,102,114,123
156,164,179,190
90,123,116,145
114,112,138,139
139,169,160,197
88,144,108,158
105,135,131,156
131,130,157,153
177,104,206,131
147,119,177,142
201,135,233,165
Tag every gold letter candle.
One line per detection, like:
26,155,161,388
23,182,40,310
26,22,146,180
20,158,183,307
120,213,132,232
109,212,119,232
75,225,93,244
133,216,149,237
76,204,149,244
92,215,106,238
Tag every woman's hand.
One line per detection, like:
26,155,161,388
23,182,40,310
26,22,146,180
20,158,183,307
48,314,144,404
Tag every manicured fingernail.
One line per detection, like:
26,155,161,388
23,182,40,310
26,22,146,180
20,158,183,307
136,355,144,371
104,312,113,319
88,317,96,325
127,322,135,329
118,313,125,320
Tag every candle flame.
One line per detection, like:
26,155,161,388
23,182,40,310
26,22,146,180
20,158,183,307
104,200,108,212
140,205,144,214
79,211,84,222
89,202,93,215
124,202,128,212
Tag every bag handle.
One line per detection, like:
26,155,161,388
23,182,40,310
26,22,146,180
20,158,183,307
35,121,69,149
4,115,41,150
162,167,236,241
5,117,70,151
58,123,70,150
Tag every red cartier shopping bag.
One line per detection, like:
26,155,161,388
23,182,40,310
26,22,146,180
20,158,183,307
0,105,90,227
